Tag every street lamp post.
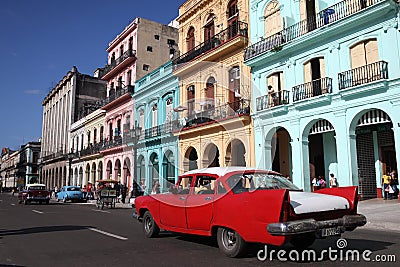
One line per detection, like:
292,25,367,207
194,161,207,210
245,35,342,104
68,152,74,186
132,126,142,187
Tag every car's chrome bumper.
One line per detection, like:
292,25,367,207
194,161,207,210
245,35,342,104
267,214,367,236
132,204,142,222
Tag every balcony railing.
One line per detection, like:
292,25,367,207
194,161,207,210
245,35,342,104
338,61,388,90
100,136,123,150
173,21,248,67
174,99,250,131
245,0,382,61
256,90,290,111
79,142,104,157
100,85,134,107
98,49,136,78
145,122,175,139
123,129,145,144
293,77,332,102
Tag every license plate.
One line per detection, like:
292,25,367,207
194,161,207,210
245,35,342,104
322,227,341,237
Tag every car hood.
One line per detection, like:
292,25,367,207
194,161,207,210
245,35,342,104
289,191,350,214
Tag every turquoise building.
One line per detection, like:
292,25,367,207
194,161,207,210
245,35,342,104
245,0,400,199
133,61,179,193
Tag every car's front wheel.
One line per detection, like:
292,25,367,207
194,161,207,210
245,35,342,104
63,197,67,203
143,211,160,238
217,227,246,257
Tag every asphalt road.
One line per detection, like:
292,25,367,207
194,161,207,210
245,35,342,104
0,193,398,267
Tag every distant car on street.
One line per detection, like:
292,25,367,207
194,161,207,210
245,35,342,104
18,184,50,205
57,186,85,203
133,167,367,257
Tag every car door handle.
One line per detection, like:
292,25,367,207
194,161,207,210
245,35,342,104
204,197,212,201
179,197,186,200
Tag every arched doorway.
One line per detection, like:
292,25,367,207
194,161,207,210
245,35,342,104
106,161,112,180
270,128,291,176
91,162,97,184
123,158,131,185
114,159,122,182
226,139,246,166
203,143,220,167
353,109,397,199
98,161,103,181
149,153,159,189
137,155,146,187
184,147,198,172
163,151,176,187
85,164,90,186
308,119,337,188
78,167,83,186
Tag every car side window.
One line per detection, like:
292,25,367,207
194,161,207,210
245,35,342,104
177,176,192,194
194,176,216,195
228,174,254,194
217,181,227,194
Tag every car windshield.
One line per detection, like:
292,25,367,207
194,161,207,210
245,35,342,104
227,173,300,194
28,186,45,190
67,187,80,191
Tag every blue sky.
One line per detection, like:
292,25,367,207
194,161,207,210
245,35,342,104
0,0,180,151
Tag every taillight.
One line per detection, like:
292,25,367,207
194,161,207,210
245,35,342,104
280,200,290,222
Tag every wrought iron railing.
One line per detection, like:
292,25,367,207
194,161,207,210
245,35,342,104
100,136,123,150
256,90,290,111
79,142,104,157
123,129,145,144
245,0,382,61
173,99,250,131
173,21,248,67
101,85,134,107
41,150,67,162
338,61,388,90
145,122,176,139
292,77,332,102
98,49,136,78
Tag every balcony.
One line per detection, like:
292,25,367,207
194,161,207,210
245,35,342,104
338,61,388,90
145,122,175,139
173,22,248,68
98,49,136,79
79,142,103,157
256,90,290,111
174,99,250,131
293,77,332,102
100,137,123,151
101,85,134,107
244,0,383,61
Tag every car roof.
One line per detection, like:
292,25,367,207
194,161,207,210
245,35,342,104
26,183,46,187
180,167,278,177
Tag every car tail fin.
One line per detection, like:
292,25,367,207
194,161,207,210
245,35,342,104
316,186,359,212
279,190,293,222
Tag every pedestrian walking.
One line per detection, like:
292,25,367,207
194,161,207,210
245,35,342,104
382,172,392,200
329,173,338,188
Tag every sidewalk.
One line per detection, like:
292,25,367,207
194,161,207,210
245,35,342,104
357,198,400,233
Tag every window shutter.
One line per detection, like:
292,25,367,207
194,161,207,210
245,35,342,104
365,39,378,65
304,61,312,83
319,57,326,78
351,42,366,69
300,0,307,21
264,2,282,37
267,75,275,92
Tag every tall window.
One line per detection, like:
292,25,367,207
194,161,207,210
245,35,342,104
187,85,195,116
139,110,145,130
204,14,215,42
227,0,239,38
267,72,284,93
152,104,158,128
264,0,282,37
350,39,378,69
111,52,115,63
187,27,195,51
119,45,124,57
166,98,173,122
229,67,241,111
303,57,325,83
206,77,215,109
100,126,104,142
128,37,133,51
300,0,317,32
94,128,97,144
127,70,132,86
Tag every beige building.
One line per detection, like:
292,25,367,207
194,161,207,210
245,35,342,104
70,109,106,187
173,0,254,173
40,66,106,189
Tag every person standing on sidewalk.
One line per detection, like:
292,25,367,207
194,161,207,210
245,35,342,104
382,172,392,200
329,173,338,188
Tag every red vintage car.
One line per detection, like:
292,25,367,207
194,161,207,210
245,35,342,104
18,184,51,205
133,167,366,257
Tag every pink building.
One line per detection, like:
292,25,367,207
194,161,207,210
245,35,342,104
96,17,178,189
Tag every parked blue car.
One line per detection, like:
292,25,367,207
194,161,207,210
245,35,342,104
57,186,85,203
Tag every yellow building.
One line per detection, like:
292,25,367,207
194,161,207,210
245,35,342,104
173,0,254,173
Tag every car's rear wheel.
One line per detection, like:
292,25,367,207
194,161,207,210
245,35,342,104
290,233,315,249
143,211,159,238
217,227,246,257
